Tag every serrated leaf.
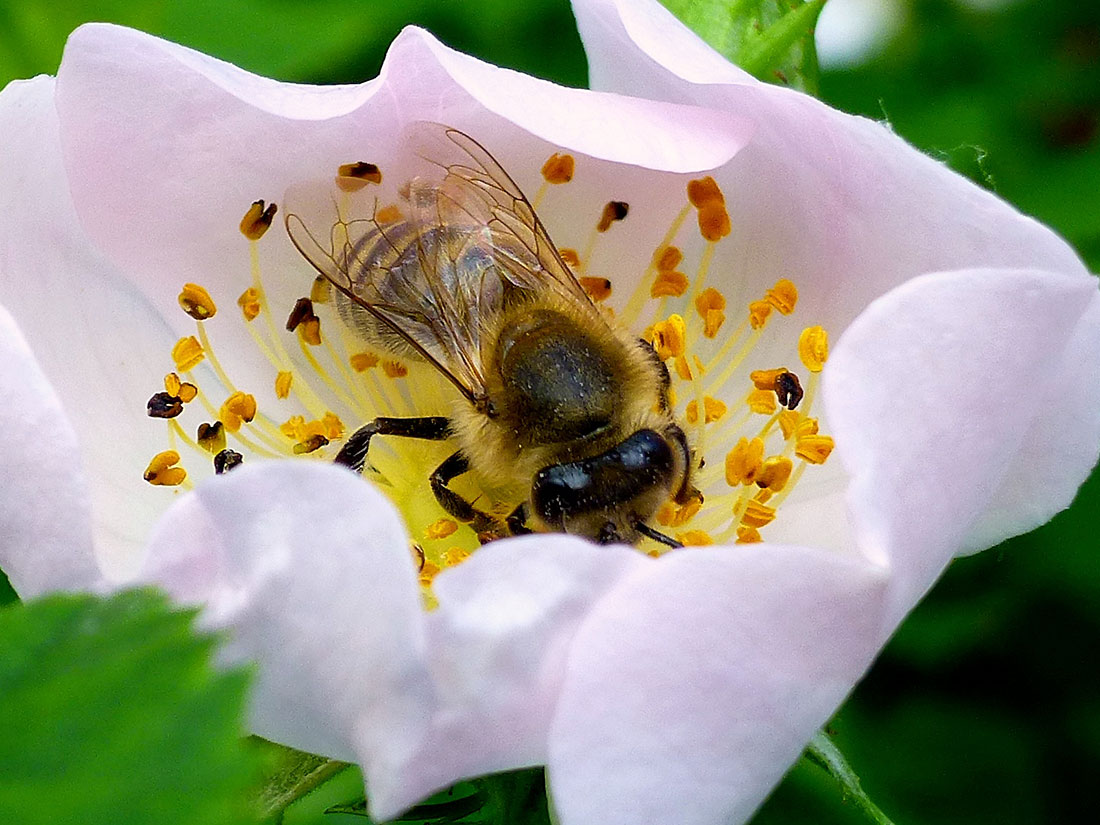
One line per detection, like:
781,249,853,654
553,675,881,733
0,588,258,825
661,0,827,93
252,739,350,819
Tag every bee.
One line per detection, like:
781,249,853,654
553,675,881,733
285,124,698,547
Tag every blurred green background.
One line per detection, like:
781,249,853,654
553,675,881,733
1,0,1097,823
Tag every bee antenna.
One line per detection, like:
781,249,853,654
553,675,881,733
634,521,683,549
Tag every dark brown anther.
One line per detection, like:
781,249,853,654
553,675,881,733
292,434,329,455
775,371,804,410
337,162,382,184
285,297,316,332
240,200,278,240
596,200,630,232
147,392,184,419
214,449,243,474
197,421,227,454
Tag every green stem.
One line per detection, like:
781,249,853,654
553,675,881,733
805,730,898,825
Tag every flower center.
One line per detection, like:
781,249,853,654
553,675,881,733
140,143,834,589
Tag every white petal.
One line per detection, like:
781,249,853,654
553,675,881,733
0,76,175,580
824,268,1100,626
367,536,645,818
139,461,432,774
0,303,100,596
547,545,888,825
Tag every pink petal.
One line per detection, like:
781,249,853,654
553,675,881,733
547,545,888,825
0,303,100,596
824,268,1100,626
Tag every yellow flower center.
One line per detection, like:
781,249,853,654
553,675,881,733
140,149,835,592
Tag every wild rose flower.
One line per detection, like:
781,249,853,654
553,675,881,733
1,0,1098,823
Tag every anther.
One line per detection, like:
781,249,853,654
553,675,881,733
741,499,777,528
286,298,321,346
799,325,829,373
686,396,727,424
725,437,765,486
350,352,379,372
197,421,227,454
651,270,689,298
336,162,382,191
541,153,575,184
748,300,773,330
674,355,693,381
382,360,408,378
375,204,403,224
147,392,183,419
775,371,804,410
795,435,835,464
219,391,257,433
171,336,204,372
178,283,217,320
214,449,243,474
559,248,581,268
657,496,703,528
765,279,798,315
735,526,762,544
695,287,727,338
237,287,261,322
596,200,629,233
426,518,459,540
686,176,731,241
756,456,794,492
746,389,777,415
293,434,329,454
240,200,277,240
655,245,683,271
144,450,186,486
275,371,293,399
310,276,330,304
580,277,612,302
442,546,471,566
650,314,687,360
677,530,714,546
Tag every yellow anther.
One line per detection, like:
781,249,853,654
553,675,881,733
686,396,728,424
750,368,789,392
171,336,204,372
164,373,182,396
375,204,403,224
419,560,441,587
765,279,798,315
657,496,703,528
748,300,773,330
143,450,186,486
654,245,683,271
756,456,794,492
293,434,329,454
426,518,459,540
559,248,581,267
741,499,776,528
703,308,726,338
298,317,322,346
336,161,382,191
725,437,765,486
651,270,689,298
677,530,714,546
746,389,777,415
777,410,800,439
350,352,379,372
219,391,257,433
754,488,774,504
275,371,293,399
687,176,725,208
697,204,731,242
177,382,197,403
240,200,277,240
596,200,629,233
795,435,835,464
310,276,330,304
178,283,217,320
735,526,762,544
580,277,612,302
383,360,408,378
280,415,305,439
442,546,471,566
674,355,693,381
695,287,725,317
196,421,227,454
650,314,687,360
322,412,344,440
541,152,575,184
798,325,829,373
237,287,261,322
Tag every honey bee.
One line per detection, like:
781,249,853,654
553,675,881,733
285,124,698,547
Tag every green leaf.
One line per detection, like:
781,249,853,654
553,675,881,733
804,731,897,825
253,739,351,820
0,588,258,825
660,0,827,92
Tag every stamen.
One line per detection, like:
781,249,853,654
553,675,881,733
686,396,727,424
335,162,382,191
686,176,731,242
794,435,835,464
774,371,804,410
694,287,727,339
541,153,575,185
196,421,227,454
677,530,714,546
426,518,459,540
756,456,793,492
214,449,243,474
649,314,686,361
382,360,409,378
559,248,581,268
580,277,612,302
764,279,798,315
237,287,262,322
144,450,186,486
350,352,379,372
798,325,829,373
171,336,204,372
218,391,257,433
651,270,689,298
275,371,293,399
147,392,184,419
239,200,277,240
596,200,629,233
725,437,765,486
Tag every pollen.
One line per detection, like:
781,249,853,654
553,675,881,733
686,396,728,424
686,176,731,242
765,279,798,315
275,371,293,399
237,287,261,322
375,204,403,224
654,245,683,271
651,269,689,298
580,277,612,302
219,391,257,433
725,437,765,486
196,421,227,454
350,352,379,372
442,546,471,566
336,161,382,191
799,325,829,373
171,336,204,372
541,152,575,184
143,450,186,486
735,526,762,544
382,360,408,378
426,518,459,540
677,530,714,546
741,499,777,528
756,456,794,492
748,300,773,330
657,496,703,528
240,200,277,240
795,435,835,464
178,283,217,320
650,314,687,360
746,389,777,415
596,200,629,233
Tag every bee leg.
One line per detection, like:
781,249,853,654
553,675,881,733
506,503,532,536
633,521,683,549
430,451,500,538
334,416,451,473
